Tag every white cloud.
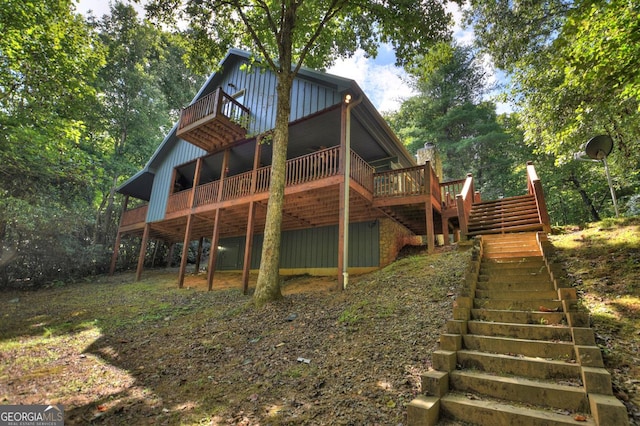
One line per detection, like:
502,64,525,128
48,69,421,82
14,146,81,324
328,49,416,113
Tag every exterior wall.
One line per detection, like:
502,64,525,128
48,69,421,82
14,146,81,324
214,221,380,270
378,217,423,267
214,57,343,136
145,58,344,223
147,140,206,222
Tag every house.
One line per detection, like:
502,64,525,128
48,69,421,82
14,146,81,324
110,49,470,291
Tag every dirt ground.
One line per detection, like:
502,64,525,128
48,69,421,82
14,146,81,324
1,246,470,425
2,222,638,425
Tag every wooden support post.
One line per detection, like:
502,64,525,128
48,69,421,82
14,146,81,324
442,217,450,246
424,162,435,253
207,210,222,291
241,138,262,294
135,223,150,282
206,150,229,291
337,100,348,289
178,215,194,288
242,202,256,294
109,195,129,276
425,202,435,253
166,243,175,268
109,231,122,276
194,237,204,273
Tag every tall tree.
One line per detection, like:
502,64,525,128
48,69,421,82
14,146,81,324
0,0,106,286
388,42,530,199
467,0,640,216
91,2,202,245
146,0,458,306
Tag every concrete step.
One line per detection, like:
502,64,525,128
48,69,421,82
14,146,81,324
482,231,539,241
475,280,554,291
449,370,588,412
473,298,563,312
481,256,544,265
481,245,545,256
439,393,595,426
456,349,582,381
467,320,572,341
471,308,565,325
462,334,575,360
474,289,559,300
479,264,547,274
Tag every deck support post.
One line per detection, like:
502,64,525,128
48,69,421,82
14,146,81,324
206,150,230,291
442,217,450,246
338,94,362,289
109,195,129,276
194,237,204,273
109,231,122,276
424,162,435,253
166,243,175,268
207,210,222,291
242,202,256,294
425,203,435,253
135,223,150,281
178,215,194,288
241,138,262,294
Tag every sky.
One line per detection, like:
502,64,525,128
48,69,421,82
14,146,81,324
75,0,506,113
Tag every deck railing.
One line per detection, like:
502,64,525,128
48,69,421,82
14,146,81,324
440,178,466,210
526,161,551,233
195,180,220,206
350,151,374,192
373,165,428,198
120,205,148,227
285,146,339,185
166,189,191,214
221,171,253,201
456,174,475,237
178,88,250,132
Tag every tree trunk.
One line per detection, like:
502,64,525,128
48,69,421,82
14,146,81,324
253,73,294,307
568,173,601,222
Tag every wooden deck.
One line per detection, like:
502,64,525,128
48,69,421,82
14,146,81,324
117,147,463,242
176,88,250,152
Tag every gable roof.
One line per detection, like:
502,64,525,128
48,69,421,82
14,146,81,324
117,49,415,200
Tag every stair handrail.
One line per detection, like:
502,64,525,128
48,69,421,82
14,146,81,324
456,173,474,238
526,161,551,233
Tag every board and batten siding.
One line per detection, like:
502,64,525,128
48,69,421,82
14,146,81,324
219,58,344,134
215,221,380,270
146,140,206,222
145,58,345,223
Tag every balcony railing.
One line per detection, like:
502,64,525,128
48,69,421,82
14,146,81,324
351,151,375,192
160,148,478,223
177,88,250,152
373,165,430,198
178,88,250,132
120,205,148,227
167,189,191,214
440,178,466,210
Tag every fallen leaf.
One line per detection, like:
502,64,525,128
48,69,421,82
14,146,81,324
97,404,107,412
574,414,587,422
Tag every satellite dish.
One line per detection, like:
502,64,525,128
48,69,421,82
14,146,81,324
584,135,613,160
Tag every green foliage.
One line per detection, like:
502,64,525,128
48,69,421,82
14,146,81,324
0,1,202,288
467,0,640,210
388,43,533,199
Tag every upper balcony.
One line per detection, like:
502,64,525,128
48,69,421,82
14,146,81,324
177,88,250,153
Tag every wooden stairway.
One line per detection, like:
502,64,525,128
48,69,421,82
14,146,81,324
466,194,544,236
407,233,629,425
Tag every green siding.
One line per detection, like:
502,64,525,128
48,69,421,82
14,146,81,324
215,221,380,270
